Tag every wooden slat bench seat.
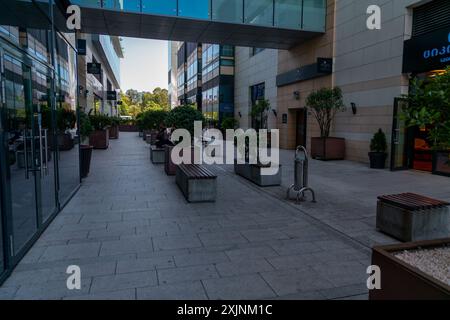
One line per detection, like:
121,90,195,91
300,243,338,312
376,193,450,242
176,164,217,202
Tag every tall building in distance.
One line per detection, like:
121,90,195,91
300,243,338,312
167,41,178,109
172,42,235,127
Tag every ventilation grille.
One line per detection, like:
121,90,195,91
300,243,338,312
412,0,450,37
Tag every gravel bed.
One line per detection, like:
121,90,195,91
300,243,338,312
394,246,450,286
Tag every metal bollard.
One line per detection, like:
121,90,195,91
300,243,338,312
286,146,316,203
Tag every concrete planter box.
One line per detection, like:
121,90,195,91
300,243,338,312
311,137,345,160
234,163,282,187
370,239,450,300
150,146,165,164
376,196,450,242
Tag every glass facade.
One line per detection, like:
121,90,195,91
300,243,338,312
201,44,235,126
0,1,81,283
73,0,326,32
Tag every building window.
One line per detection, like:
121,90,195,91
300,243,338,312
251,47,265,56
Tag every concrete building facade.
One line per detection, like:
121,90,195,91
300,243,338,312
234,47,278,130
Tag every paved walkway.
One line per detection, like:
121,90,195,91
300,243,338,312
1,132,448,300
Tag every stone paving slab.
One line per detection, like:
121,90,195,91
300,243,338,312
0,132,408,300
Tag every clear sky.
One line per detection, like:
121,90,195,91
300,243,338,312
119,37,168,92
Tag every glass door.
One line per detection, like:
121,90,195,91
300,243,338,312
32,64,57,223
390,98,410,171
0,203,4,275
2,52,39,257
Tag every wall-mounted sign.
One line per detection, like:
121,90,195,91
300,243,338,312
107,91,117,101
87,62,101,75
317,58,333,74
403,28,450,73
77,39,86,56
276,58,333,87
282,113,288,124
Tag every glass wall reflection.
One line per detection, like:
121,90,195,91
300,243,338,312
55,33,80,205
244,0,274,27
212,0,243,23
142,0,177,15
275,0,303,30
302,0,326,31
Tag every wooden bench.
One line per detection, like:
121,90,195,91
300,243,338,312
176,164,217,202
150,145,165,164
376,193,450,242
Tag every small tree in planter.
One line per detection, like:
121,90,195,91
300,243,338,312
306,87,346,160
79,109,94,178
164,105,204,175
402,67,450,175
141,109,168,144
369,129,388,169
56,108,77,151
251,99,270,130
89,113,112,149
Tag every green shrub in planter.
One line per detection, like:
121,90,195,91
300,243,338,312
89,114,112,131
369,128,388,169
165,105,204,136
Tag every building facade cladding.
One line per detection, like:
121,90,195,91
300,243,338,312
77,34,123,116
234,47,278,130
186,42,202,109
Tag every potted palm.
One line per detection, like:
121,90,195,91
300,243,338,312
369,129,388,169
79,109,94,178
306,87,346,160
89,113,111,149
164,105,203,175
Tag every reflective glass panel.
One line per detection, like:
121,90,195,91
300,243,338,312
142,0,177,16
275,0,302,30
178,0,210,19
244,0,273,27
212,0,243,23
302,0,326,31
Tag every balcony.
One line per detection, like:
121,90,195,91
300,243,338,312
71,0,327,49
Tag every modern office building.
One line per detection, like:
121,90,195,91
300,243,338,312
167,41,178,109
173,42,235,126
234,47,278,130
201,44,235,126
77,33,123,116
332,0,450,175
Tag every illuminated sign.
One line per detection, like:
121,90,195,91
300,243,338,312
403,28,450,73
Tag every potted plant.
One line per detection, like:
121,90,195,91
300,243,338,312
109,116,121,139
306,87,346,160
164,105,203,175
56,108,76,151
89,113,111,149
220,116,238,133
402,66,450,176
142,109,168,145
79,109,94,178
369,129,388,169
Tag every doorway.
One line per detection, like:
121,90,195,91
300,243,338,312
0,46,58,264
295,109,307,147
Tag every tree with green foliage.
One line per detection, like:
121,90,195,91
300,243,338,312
140,109,168,130
165,105,204,136
251,99,271,130
402,67,450,150
306,87,346,138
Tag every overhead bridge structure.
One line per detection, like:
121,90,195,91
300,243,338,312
1,0,327,49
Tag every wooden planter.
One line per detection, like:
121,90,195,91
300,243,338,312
109,125,119,139
56,133,74,151
165,146,195,176
89,129,109,149
80,145,93,178
311,137,345,160
119,124,139,132
370,239,450,300
234,162,282,187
